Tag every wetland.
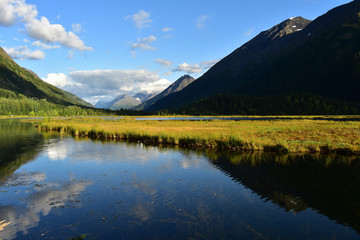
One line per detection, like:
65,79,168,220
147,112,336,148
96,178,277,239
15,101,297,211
0,119,359,239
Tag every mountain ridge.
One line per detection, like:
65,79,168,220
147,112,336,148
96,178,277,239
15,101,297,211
134,75,195,110
148,0,360,114
0,47,92,107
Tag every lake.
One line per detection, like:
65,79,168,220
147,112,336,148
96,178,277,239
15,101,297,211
0,120,359,239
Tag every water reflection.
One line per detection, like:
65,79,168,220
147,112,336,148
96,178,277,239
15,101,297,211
0,120,44,179
0,176,91,240
208,151,360,234
0,120,360,239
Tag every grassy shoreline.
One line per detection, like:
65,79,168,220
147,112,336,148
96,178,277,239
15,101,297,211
30,116,360,155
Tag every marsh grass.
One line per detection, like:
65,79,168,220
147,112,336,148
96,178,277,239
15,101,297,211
33,116,360,155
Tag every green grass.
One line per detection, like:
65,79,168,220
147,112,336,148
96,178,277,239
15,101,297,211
31,116,360,155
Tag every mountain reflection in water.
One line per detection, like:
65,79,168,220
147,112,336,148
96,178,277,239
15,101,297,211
208,151,360,234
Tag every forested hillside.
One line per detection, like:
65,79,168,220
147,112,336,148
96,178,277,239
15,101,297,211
0,47,92,107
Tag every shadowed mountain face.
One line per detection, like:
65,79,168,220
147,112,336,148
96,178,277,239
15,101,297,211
207,152,360,234
0,48,92,107
148,1,360,113
134,75,195,110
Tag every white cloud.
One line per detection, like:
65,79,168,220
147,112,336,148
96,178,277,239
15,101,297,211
196,15,209,30
154,58,172,67
244,28,254,36
43,73,72,88
173,62,202,73
0,0,38,26
0,0,92,51
71,23,82,33
4,45,45,60
31,40,60,49
65,69,171,103
0,0,16,26
42,70,173,104
162,27,173,32
172,59,220,74
131,35,157,51
26,17,92,51
84,95,114,105
67,50,74,60
128,10,152,29
201,59,219,70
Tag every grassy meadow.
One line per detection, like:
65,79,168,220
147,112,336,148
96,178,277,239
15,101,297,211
30,116,360,155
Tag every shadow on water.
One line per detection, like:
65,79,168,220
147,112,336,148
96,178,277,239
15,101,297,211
207,151,360,234
0,120,45,180
75,134,360,236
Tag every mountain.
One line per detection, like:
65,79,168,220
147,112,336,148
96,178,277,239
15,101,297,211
148,1,360,114
95,94,141,110
134,75,195,110
0,47,92,107
133,92,157,102
94,101,111,109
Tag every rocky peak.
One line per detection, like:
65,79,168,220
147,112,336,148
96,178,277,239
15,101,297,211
265,17,312,40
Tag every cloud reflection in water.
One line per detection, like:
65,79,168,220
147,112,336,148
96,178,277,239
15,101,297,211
0,172,92,240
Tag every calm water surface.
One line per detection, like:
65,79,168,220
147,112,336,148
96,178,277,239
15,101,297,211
0,120,359,239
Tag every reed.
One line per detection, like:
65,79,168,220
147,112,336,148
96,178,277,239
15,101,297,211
33,116,360,155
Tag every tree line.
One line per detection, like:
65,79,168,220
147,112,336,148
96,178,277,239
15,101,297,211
176,93,360,115
0,88,107,116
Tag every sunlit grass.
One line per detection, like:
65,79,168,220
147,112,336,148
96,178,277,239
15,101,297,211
33,116,360,155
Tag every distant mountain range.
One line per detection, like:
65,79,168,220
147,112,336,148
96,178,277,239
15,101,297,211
0,47,92,107
96,75,195,110
148,0,360,114
95,94,142,110
133,92,157,102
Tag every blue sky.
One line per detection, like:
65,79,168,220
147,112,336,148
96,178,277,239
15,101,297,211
0,0,352,104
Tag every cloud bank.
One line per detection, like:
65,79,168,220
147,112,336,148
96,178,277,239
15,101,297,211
43,69,171,104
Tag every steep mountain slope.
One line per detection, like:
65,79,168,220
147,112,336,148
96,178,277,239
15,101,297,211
135,75,195,110
148,0,360,113
0,47,92,107
95,94,141,110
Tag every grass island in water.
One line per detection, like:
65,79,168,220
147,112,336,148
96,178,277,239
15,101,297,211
32,116,360,155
